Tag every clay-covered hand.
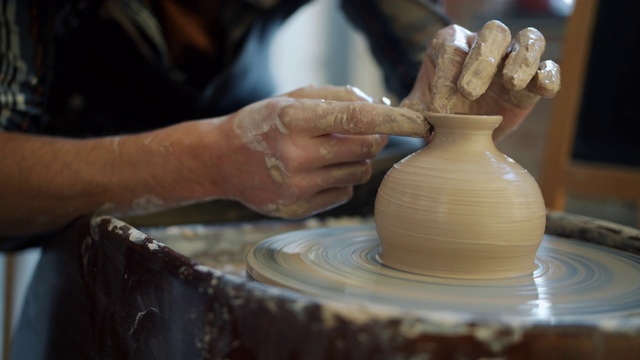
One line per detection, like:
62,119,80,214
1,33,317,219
400,20,561,141
215,85,430,219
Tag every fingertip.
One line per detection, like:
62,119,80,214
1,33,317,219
383,107,432,137
518,27,545,42
533,60,561,97
479,20,511,39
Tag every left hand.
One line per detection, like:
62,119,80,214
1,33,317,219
400,20,561,141
213,85,429,219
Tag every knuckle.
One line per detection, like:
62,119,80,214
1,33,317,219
442,41,469,61
341,104,363,132
275,101,302,131
360,162,373,183
276,101,294,121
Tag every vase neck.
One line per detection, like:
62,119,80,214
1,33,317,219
426,113,501,151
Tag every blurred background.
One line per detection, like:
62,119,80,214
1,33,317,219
3,0,638,357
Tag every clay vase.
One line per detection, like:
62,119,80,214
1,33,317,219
374,112,546,279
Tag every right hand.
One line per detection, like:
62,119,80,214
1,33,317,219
212,85,430,218
400,20,561,141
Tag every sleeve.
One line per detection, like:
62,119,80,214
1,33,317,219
341,0,452,99
0,0,47,133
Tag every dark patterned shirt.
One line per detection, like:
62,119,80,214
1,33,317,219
0,0,449,135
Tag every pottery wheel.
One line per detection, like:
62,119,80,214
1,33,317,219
246,224,640,326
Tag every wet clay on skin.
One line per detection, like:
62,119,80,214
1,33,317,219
458,20,512,100
232,95,429,218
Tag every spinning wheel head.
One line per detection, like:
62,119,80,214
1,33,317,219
247,224,640,326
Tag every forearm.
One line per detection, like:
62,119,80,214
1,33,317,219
0,120,225,236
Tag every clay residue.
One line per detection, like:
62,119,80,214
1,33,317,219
502,27,546,91
92,215,148,245
131,195,165,215
472,324,524,353
532,60,561,98
315,103,430,137
458,20,511,100
426,25,470,113
263,201,310,219
233,99,289,155
265,157,288,185
94,195,166,219
319,139,339,160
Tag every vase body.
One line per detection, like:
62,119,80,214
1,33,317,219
374,113,546,279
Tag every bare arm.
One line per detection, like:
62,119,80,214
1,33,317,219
0,120,225,236
0,85,429,238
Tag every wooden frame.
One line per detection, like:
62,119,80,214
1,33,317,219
540,0,640,225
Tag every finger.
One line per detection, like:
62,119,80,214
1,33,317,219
502,27,546,91
507,60,561,108
294,161,373,194
278,100,430,137
458,20,512,100
284,84,375,103
304,134,387,167
528,60,561,98
427,25,471,113
268,186,354,219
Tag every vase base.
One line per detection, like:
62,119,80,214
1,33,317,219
378,252,538,280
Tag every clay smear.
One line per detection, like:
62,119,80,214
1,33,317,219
458,20,512,100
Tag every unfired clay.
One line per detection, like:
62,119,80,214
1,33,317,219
374,112,546,279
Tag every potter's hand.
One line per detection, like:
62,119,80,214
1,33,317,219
401,20,561,141
220,85,429,219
